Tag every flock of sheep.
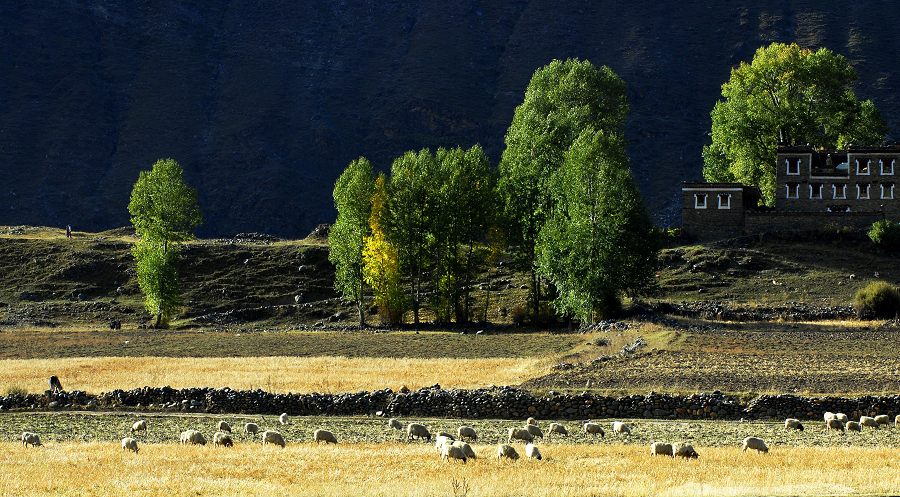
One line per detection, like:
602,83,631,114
19,411,900,462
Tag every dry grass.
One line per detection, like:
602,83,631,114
0,442,897,496
0,356,549,394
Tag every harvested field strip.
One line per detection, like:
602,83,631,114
0,329,581,359
0,356,549,394
0,441,897,497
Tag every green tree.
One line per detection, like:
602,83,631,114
329,157,375,327
498,58,628,321
537,129,657,323
384,149,440,326
128,158,202,326
703,43,887,205
432,145,495,323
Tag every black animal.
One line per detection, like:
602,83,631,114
48,375,63,393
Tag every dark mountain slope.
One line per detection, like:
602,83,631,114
1,1,898,236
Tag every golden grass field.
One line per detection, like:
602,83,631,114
0,356,548,394
0,442,897,497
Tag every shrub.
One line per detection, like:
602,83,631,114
510,305,528,326
853,281,900,319
868,219,900,251
4,385,27,397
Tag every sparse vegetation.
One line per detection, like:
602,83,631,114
868,219,900,251
853,281,900,319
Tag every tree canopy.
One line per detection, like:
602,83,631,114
703,43,887,204
128,158,203,249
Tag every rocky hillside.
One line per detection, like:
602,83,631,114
2,1,899,236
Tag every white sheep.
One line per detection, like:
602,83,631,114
131,420,147,435
742,437,769,453
262,430,286,448
441,443,467,463
452,441,476,459
406,423,431,442
835,413,848,423
650,442,674,457
121,437,139,453
435,435,454,452
860,416,879,429
526,417,538,426
457,426,477,442
388,418,403,431
21,432,41,447
525,443,542,460
823,412,835,422
611,421,631,435
583,422,605,437
846,421,862,432
213,431,234,447
826,419,845,432
508,427,534,443
895,414,900,427
784,418,804,431
217,421,232,433
180,430,206,446
313,429,338,444
874,415,890,426
279,413,290,425
497,444,519,461
525,424,544,439
674,444,699,459
244,422,260,435
548,423,568,438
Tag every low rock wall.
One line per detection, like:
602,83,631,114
0,387,897,422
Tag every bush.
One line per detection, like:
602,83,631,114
4,385,27,397
510,305,528,326
868,219,900,251
853,281,900,319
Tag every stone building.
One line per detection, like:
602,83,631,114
683,145,898,241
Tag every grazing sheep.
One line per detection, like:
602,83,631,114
826,419,845,432
497,444,519,461
525,443,542,460
437,431,455,440
846,421,862,432
508,427,534,443
388,418,403,431
217,421,232,433
784,418,804,431
452,441,476,459
180,430,207,446
48,375,63,394
824,412,836,422
279,413,289,425
131,420,147,435
313,429,338,444
441,443,467,463
21,432,41,447
457,426,477,442
213,432,234,447
121,437,139,453
742,437,769,454
860,416,879,429
526,417,538,426
244,422,260,435
674,444,699,459
262,430,286,448
874,415,890,426
583,422,605,437
548,423,568,437
835,413,848,423
895,415,900,427
435,435,454,452
611,421,631,435
650,442,674,457
406,423,431,442
525,424,544,439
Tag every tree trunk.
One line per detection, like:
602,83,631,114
155,311,162,328
531,268,540,323
357,279,366,329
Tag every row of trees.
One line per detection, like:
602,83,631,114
331,59,658,327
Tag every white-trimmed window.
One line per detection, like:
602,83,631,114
882,183,895,200
718,193,731,209
857,183,871,200
809,183,823,199
857,159,871,175
694,193,708,209
832,183,847,199
881,159,895,176
785,158,800,175
785,183,800,199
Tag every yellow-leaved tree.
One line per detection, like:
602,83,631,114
362,174,406,324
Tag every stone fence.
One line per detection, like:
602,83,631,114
0,386,897,422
